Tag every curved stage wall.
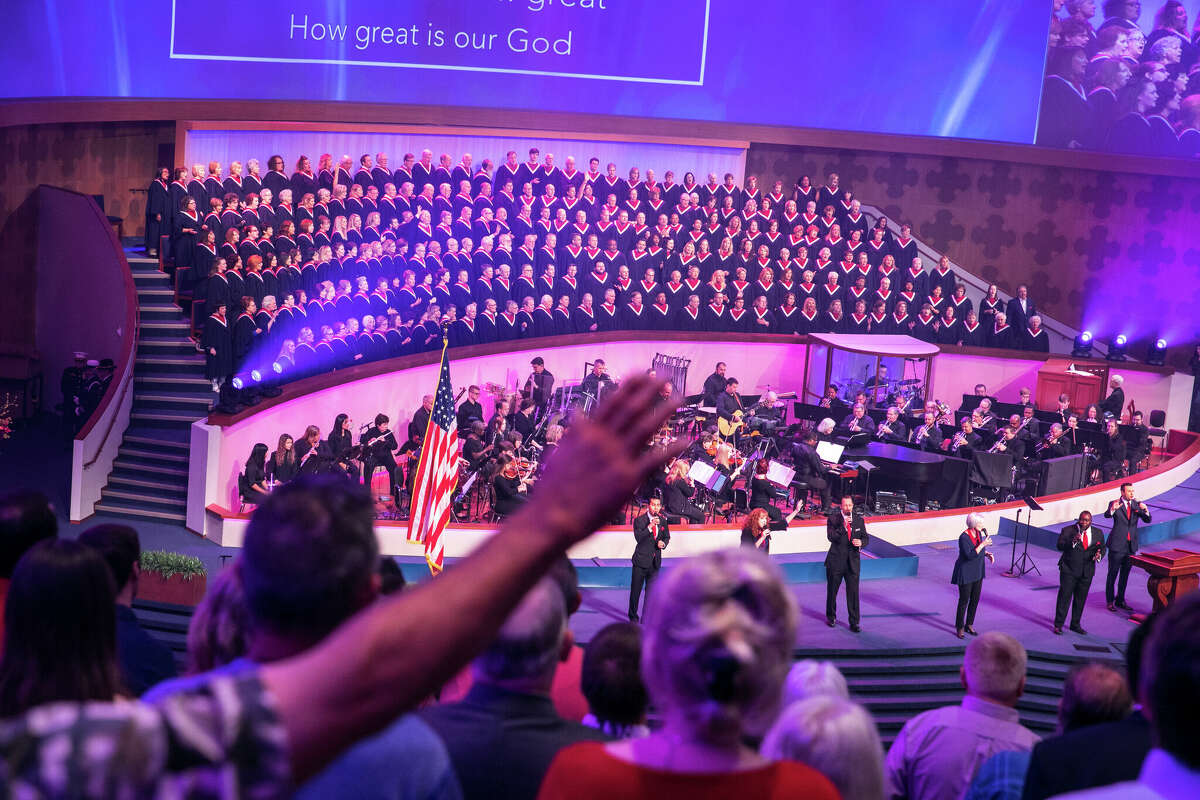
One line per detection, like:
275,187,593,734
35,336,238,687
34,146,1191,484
190,333,1196,557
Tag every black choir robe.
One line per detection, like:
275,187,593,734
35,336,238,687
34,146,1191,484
574,305,598,334
203,313,232,380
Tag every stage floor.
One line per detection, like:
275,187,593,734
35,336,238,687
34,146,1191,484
571,521,1200,659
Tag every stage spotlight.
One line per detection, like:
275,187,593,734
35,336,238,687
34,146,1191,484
1071,331,1093,358
250,369,263,383
1147,337,1167,366
1106,334,1127,362
272,361,284,374
231,375,245,390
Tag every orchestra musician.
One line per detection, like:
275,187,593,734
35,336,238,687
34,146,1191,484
989,426,1025,460
663,459,706,524
910,411,940,452
875,406,907,443
1101,418,1126,482
791,431,832,511
701,361,727,407
295,424,330,475
523,356,555,417
1054,510,1104,635
327,413,361,481
1103,483,1151,614
750,390,785,436
492,453,531,518
360,413,400,496
1099,374,1125,420
628,495,669,623
461,421,494,472
739,503,803,554
949,418,982,457
1037,422,1073,460
840,402,875,435
1127,411,1151,468
580,357,616,404
818,383,847,416
1055,393,1072,427
826,495,869,632
950,512,994,639
455,384,484,434
716,377,745,442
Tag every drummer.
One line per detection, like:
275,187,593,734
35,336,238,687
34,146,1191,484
749,390,785,438
865,363,892,406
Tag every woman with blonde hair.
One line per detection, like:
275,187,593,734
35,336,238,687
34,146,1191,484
539,549,838,799
663,459,704,524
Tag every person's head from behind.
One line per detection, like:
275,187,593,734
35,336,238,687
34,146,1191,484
1140,591,1200,768
77,523,140,604
581,622,647,733
1058,662,1132,734
240,475,379,659
762,696,884,800
0,539,121,715
782,659,849,707
0,489,57,580
186,562,249,674
472,577,570,694
643,549,797,744
962,631,1026,706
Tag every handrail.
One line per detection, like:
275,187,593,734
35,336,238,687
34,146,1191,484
64,185,138,452
861,203,1103,357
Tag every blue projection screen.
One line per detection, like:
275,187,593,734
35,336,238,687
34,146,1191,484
4,0,1050,145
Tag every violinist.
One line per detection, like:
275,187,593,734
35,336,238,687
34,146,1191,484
875,406,907,443
707,442,741,521
664,459,705,524
361,413,400,496
492,453,531,518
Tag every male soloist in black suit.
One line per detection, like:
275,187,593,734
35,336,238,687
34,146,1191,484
826,495,869,632
1054,510,1104,635
1103,482,1151,612
629,496,669,622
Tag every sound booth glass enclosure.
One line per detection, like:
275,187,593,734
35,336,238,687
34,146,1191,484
802,334,937,411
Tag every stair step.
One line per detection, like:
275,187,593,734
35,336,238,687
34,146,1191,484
108,474,187,493
118,446,189,464
135,373,211,386
134,393,213,407
136,287,175,297
130,410,205,424
125,433,189,450
112,459,189,477
141,321,192,332
100,488,187,508
93,502,186,524
136,356,206,367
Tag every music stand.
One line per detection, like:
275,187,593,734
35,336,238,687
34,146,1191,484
854,459,877,511
1004,494,1043,577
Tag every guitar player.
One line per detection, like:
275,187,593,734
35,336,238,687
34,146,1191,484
716,377,746,444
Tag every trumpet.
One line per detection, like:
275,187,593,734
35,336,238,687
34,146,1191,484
850,416,861,432
913,422,933,443
988,435,1009,453
936,400,955,425
950,431,968,450
876,421,893,438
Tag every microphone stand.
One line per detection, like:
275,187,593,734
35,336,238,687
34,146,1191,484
1005,509,1022,576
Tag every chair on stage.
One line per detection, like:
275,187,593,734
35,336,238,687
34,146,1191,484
237,473,258,514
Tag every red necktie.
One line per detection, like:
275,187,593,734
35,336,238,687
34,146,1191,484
846,520,852,542
1126,502,1132,540
651,522,658,541
1081,528,1088,550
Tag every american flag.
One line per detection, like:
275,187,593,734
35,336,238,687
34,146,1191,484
407,338,460,573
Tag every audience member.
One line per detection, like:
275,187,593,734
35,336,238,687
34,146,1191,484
966,663,1131,800
579,622,649,739
537,549,840,799
148,475,462,800
421,577,607,800
0,375,679,796
781,659,851,706
77,523,178,695
885,632,1040,800
0,539,123,715
0,489,57,648
762,695,886,800
1049,592,1200,800
184,562,250,673
1020,614,1158,799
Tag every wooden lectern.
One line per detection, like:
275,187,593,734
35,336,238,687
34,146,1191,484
1130,547,1200,615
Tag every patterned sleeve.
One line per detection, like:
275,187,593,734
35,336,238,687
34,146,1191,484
0,669,290,799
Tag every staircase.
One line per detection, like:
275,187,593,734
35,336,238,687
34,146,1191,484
94,257,212,524
799,646,1121,747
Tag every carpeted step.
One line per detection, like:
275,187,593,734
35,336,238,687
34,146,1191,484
93,501,186,524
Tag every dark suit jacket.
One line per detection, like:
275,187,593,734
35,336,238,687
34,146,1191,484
1005,296,1036,330
420,682,609,800
1021,711,1152,800
825,510,869,573
115,604,178,695
1057,523,1105,578
951,531,987,585
632,512,670,569
1099,387,1124,419
1103,499,1151,554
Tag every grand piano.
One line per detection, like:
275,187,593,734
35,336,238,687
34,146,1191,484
843,441,970,511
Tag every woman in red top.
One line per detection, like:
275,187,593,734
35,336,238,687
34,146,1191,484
538,549,840,800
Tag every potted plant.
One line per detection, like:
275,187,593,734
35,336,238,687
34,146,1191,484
138,550,208,606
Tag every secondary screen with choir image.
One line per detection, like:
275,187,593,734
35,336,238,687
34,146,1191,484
7,0,1050,145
